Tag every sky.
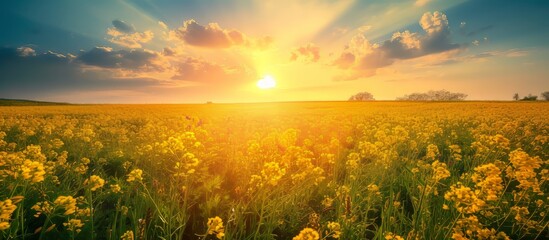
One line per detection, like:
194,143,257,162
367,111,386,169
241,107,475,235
1,0,548,103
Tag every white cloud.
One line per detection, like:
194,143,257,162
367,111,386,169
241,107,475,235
331,11,459,80
420,11,449,35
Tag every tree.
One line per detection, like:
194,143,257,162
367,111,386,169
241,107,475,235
521,94,538,101
396,90,467,101
541,91,549,101
513,93,520,101
348,92,375,101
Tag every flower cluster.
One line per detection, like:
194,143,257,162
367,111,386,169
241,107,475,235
326,221,341,239
85,175,105,191
0,197,23,230
507,149,543,193
127,169,143,183
431,160,450,182
444,183,485,214
471,163,503,201
206,216,225,239
293,227,320,240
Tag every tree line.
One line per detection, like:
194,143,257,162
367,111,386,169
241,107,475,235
349,90,549,101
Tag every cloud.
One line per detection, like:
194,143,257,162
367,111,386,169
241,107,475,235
419,11,448,34
332,11,460,80
290,43,320,63
112,19,136,33
420,48,528,66
332,27,349,36
0,47,158,99
171,57,254,83
172,19,272,49
414,0,432,7
77,47,162,71
107,20,154,48
16,47,36,57
158,21,168,30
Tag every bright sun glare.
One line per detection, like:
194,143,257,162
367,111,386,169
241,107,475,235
257,75,276,89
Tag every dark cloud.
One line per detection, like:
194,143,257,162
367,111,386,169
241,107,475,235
290,43,320,63
332,11,461,80
0,47,159,99
172,19,271,49
172,57,254,83
112,19,136,33
77,47,161,70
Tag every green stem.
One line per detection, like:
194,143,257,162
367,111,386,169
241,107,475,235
443,212,462,240
87,190,95,240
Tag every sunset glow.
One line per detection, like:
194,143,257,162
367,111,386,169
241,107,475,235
0,0,547,103
257,75,276,89
1,1,548,238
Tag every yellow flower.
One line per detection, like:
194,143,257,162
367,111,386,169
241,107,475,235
449,144,462,161
19,160,46,183
444,183,485,214
346,152,360,170
367,184,381,195
63,218,84,233
110,184,122,193
261,162,286,186
425,144,439,161
32,201,53,218
293,227,320,240
54,196,77,215
508,149,543,193
431,160,451,181
85,175,105,191
120,230,134,240
127,169,143,183
385,232,404,240
327,221,341,239
321,196,334,209
471,163,503,201
206,216,225,239
0,197,22,231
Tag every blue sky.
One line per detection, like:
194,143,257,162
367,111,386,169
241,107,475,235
1,0,548,103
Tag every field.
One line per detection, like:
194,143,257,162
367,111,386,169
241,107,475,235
0,102,547,240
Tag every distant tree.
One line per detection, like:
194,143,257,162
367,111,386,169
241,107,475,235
513,93,520,101
348,92,375,101
541,91,549,101
521,94,538,101
396,90,467,101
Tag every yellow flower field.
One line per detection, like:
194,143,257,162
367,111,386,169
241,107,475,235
0,102,547,239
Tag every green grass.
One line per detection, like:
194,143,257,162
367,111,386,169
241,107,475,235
0,98,70,106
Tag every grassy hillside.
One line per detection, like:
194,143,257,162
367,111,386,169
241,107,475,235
0,98,69,106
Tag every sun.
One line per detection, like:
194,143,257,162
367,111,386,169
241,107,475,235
257,75,276,89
